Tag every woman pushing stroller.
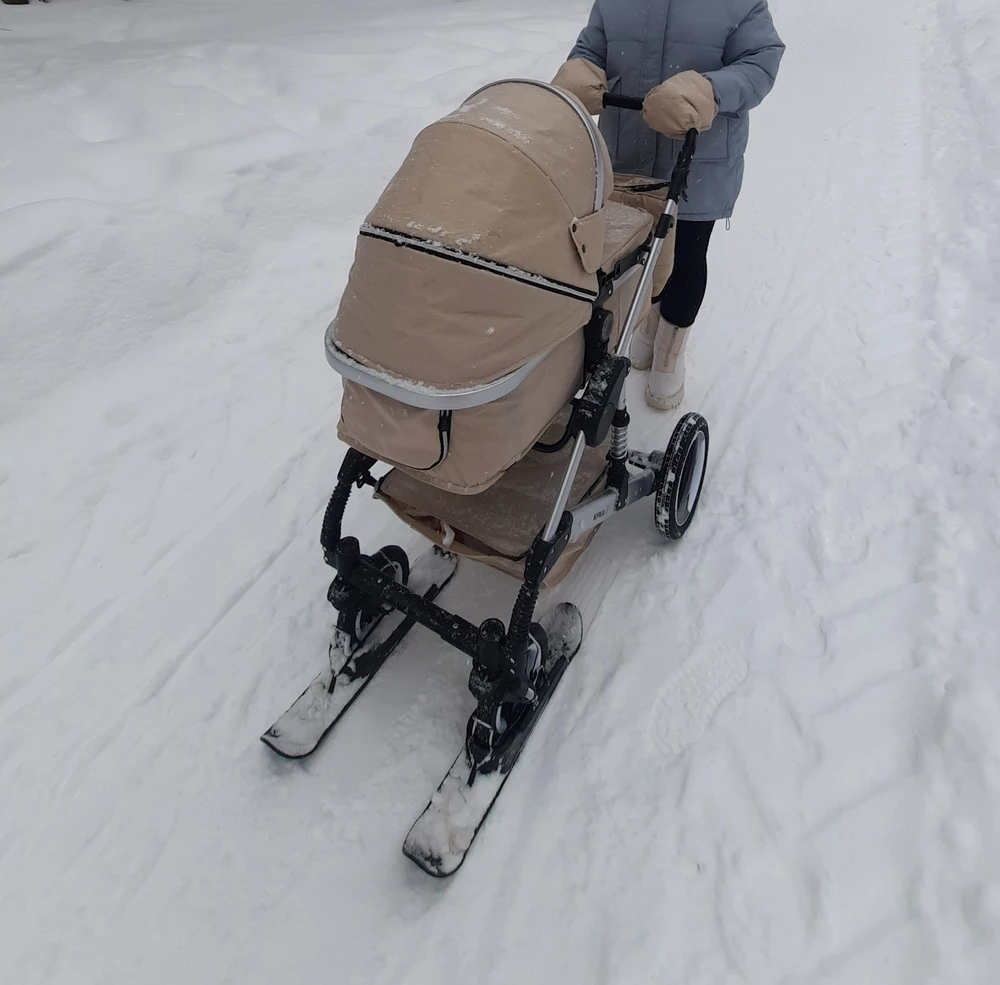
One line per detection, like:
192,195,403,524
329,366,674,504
272,47,765,870
553,0,784,410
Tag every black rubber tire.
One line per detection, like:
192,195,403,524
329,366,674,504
372,545,410,587
337,545,410,651
654,412,710,541
372,544,410,615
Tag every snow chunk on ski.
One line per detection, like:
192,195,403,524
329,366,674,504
261,548,458,759
407,769,505,876
404,599,592,877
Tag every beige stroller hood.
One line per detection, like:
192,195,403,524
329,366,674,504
330,80,653,496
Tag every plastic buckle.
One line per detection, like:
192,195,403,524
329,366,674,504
467,715,498,780
470,716,496,752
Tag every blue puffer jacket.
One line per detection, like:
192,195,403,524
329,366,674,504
570,0,784,220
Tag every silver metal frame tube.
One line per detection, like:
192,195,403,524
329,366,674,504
542,432,587,542
614,200,678,360
566,466,657,542
567,489,617,540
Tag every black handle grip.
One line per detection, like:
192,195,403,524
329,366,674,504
602,93,644,111
661,128,698,219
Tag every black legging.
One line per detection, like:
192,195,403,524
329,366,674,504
657,220,715,329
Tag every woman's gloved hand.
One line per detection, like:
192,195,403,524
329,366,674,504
642,71,718,137
551,58,608,116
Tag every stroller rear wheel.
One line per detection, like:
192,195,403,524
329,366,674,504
336,544,410,653
654,413,709,540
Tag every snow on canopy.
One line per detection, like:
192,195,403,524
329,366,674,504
366,80,614,291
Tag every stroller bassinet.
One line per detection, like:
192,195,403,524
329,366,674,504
329,80,665,583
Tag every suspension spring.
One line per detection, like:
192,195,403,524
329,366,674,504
610,422,628,461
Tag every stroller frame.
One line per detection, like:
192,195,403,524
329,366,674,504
321,104,701,770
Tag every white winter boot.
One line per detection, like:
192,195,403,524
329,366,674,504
646,317,689,411
628,308,660,371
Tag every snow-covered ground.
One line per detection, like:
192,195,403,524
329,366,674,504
2,0,999,981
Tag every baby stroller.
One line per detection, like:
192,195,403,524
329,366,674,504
262,81,710,875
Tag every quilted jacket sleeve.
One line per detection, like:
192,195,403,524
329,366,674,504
568,2,608,73
703,1,785,116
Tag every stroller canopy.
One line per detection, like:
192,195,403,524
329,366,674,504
333,80,616,390
369,79,613,287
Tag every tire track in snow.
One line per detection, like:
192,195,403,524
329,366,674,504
647,7,938,980
784,82,934,985
908,2,1000,976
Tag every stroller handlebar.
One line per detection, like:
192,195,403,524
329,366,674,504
666,128,698,208
601,92,645,111
601,99,699,360
600,92,698,168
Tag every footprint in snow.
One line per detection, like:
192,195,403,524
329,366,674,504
648,640,749,762
66,106,136,145
104,402,138,428
716,842,809,979
933,677,1000,787
961,882,1000,939
812,485,871,566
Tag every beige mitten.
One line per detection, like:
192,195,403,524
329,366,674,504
551,58,608,116
642,71,718,138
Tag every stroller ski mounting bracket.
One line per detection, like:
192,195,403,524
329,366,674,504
333,538,487,661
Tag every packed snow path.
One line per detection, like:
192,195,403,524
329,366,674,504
2,0,999,982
